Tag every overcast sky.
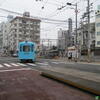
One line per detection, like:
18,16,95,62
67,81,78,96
0,0,100,41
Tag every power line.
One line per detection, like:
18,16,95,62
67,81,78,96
41,0,49,9
36,0,62,6
46,0,86,18
51,0,64,4
42,21,67,24
0,7,68,23
41,23,68,32
47,7,72,18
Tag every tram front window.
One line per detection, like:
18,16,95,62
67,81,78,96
23,45,30,52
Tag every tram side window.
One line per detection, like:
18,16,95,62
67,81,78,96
31,45,34,52
20,45,23,52
23,45,30,52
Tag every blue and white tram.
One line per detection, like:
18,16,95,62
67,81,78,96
18,41,37,62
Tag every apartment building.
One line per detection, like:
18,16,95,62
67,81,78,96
95,9,100,55
95,10,100,47
0,12,41,54
58,29,69,50
75,23,95,54
0,22,11,53
9,12,41,52
0,22,4,50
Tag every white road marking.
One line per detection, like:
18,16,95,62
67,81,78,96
0,64,3,68
0,68,32,72
17,63,27,66
39,65,52,69
52,62,59,64
52,61,75,65
3,63,12,67
10,63,19,66
27,63,37,66
37,62,49,66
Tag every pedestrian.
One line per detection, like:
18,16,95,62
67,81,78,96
68,52,72,61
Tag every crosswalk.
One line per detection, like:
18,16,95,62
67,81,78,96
0,64,3,68
0,61,71,69
3,63,12,67
0,63,36,68
0,62,50,68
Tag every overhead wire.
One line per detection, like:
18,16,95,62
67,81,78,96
42,21,67,24
41,0,49,9
0,7,68,23
52,0,64,4
41,24,68,32
41,1,62,6
45,0,85,19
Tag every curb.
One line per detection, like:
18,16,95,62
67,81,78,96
41,71,100,95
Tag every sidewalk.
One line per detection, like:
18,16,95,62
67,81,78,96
40,57,100,95
41,63,100,95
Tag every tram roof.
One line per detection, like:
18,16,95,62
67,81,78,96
19,41,36,45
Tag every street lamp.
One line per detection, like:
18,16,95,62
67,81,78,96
67,2,78,61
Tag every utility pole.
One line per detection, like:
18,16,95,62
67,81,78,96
87,0,91,62
75,3,78,61
58,2,78,61
67,3,78,61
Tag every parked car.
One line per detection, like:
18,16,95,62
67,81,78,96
12,53,18,57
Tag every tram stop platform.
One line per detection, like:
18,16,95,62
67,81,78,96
41,67,100,95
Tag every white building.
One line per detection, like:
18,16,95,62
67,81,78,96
95,10,100,47
74,23,95,55
58,29,69,50
0,12,41,54
0,22,4,51
9,16,41,52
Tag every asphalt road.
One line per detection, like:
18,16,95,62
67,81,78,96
0,57,100,74
0,56,97,99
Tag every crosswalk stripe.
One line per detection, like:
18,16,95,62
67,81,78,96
17,63,27,66
52,62,59,64
10,63,19,66
3,63,12,67
37,63,49,66
0,64,3,68
0,68,32,72
27,63,37,66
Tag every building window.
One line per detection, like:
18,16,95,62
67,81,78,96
19,23,22,27
37,22,40,26
97,41,100,45
33,22,36,25
96,14,100,18
14,23,17,26
97,32,100,35
96,23,100,27
15,29,17,32
22,20,26,24
15,34,17,37
19,34,22,37
19,29,22,32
